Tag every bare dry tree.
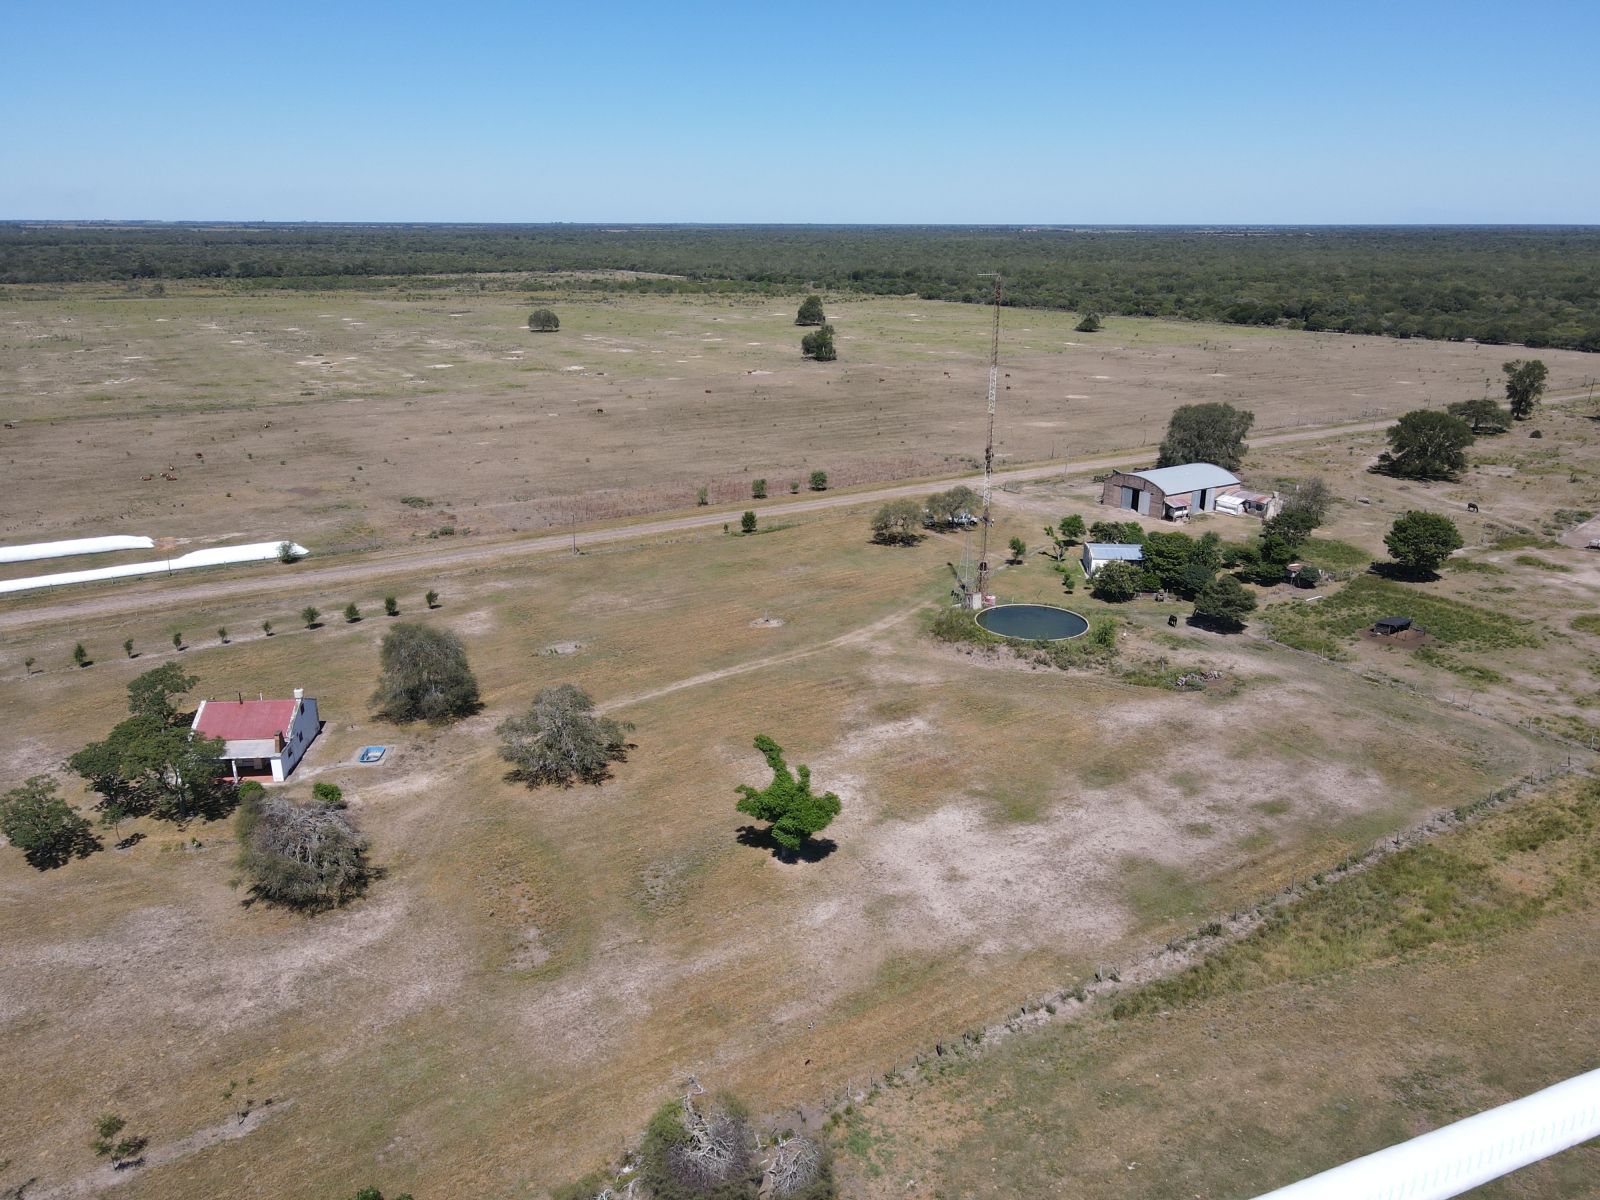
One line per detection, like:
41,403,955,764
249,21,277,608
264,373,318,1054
763,1134,824,1197
664,1077,756,1193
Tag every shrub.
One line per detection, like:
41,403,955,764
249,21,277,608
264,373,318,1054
528,308,560,332
277,540,300,564
639,1091,760,1200
217,627,228,644
344,602,362,623
239,793,370,910
302,606,320,629
741,511,757,534
752,478,767,499
384,595,399,616
1191,574,1258,630
311,781,345,808
497,684,632,786
371,623,481,723
796,295,826,326
73,642,89,667
1008,536,1026,563
696,486,709,506
1090,560,1140,602
90,1113,148,1167
425,589,440,608
809,469,828,491
123,638,135,658
800,324,837,361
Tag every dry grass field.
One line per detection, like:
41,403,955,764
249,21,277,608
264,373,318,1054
4,287,1596,552
1,294,1597,1199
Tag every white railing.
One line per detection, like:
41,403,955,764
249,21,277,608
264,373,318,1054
1252,1067,1600,1199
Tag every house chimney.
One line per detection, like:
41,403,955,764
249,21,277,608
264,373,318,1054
293,687,304,700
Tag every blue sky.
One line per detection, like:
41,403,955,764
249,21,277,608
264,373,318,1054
3,0,1596,222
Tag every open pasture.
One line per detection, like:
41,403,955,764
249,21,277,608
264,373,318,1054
5,288,1595,553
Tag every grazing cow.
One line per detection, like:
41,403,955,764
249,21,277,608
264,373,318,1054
1467,502,1480,513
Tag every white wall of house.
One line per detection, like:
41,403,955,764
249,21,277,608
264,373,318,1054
278,694,320,779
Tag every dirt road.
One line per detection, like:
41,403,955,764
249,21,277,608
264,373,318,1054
0,415,1405,633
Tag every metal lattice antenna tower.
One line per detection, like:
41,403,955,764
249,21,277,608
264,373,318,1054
976,273,1002,599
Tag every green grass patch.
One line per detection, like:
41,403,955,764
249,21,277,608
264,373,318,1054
1267,574,1538,654
1512,554,1573,573
1300,536,1373,573
1414,647,1508,685
1490,532,1560,551
1120,857,1211,924
1111,782,1599,1020
1446,557,1506,575
1572,614,1600,636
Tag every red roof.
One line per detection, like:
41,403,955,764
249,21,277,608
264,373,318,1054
193,699,297,741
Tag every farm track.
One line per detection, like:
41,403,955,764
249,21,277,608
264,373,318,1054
0,413,1480,633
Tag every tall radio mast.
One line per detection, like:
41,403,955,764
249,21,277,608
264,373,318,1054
975,273,1002,601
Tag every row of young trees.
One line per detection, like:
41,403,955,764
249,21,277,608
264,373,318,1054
18,591,442,676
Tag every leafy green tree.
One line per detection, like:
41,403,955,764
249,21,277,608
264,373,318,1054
870,499,924,545
69,696,229,824
1088,519,1145,544
425,589,440,609
1157,402,1254,471
0,776,100,869
1447,397,1512,434
1089,559,1141,602
751,478,767,499
277,540,300,564
24,655,35,673
925,485,979,528
344,602,361,623
808,469,828,491
696,486,709,506
1502,358,1548,419
740,510,758,533
127,663,199,725
238,791,370,910
1378,409,1475,480
1384,510,1464,576
172,630,184,650
497,684,632,786
217,627,228,644
735,735,841,854
384,595,399,616
1007,536,1026,563
1191,574,1258,630
800,324,837,361
1141,530,1220,599
1059,514,1086,543
528,308,560,332
1075,312,1102,333
795,295,826,326
262,619,274,636
123,638,135,658
302,606,320,629
371,623,481,723
72,643,89,668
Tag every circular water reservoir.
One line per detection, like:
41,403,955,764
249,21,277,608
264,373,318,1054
975,603,1090,641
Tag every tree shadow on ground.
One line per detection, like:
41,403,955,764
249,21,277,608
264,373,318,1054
735,824,837,864
1370,561,1441,583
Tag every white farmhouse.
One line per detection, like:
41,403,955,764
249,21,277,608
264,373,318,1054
191,688,321,782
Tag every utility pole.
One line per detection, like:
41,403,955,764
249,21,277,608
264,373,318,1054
975,273,1002,602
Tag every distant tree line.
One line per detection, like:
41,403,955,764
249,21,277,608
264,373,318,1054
4,223,1598,351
